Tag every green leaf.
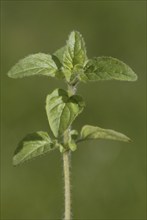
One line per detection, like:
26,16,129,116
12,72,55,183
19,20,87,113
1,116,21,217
8,53,58,79
63,31,87,71
54,32,87,83
80,57,137,82
59,144,67,153
79,125,131,143
68,138,77,151
67,130,78,151
13,131,57,166
46,88,85,137
53,46,67,65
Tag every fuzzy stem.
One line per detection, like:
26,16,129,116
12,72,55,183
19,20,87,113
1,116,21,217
63,84,76,220
63,150,71,220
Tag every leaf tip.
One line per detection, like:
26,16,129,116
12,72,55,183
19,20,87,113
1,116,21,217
127,68,138,82
127,137,133,143
7,70,14,78
131,72,138,81
12,155,19,166
122,135,132,143
70,30,80,35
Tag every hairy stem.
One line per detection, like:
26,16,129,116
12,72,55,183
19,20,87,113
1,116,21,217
63,84,76,220
63,150,71,220
67,84,77,97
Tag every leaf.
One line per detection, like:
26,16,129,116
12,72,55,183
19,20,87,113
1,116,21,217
46,88,85,137
53,32,87,82
68,138,77,151
8,53,58,79
53,46,67,65
79,125,131,143
59,144,67,153
63,31,87,71
13,131,57,166
80,57,137,82
67,130,78,151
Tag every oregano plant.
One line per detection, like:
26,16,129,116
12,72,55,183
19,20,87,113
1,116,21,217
8,31,137,220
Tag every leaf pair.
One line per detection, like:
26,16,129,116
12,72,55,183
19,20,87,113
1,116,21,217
13,124,131,166
8,31,137,83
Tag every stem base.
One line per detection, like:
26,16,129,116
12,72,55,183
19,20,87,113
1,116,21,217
63,151,71,220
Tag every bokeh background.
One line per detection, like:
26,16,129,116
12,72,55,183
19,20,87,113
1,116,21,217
1,1,146,220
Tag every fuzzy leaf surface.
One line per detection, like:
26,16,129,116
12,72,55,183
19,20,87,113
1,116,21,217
81,57,137,82
63,31,87,71
8,53,58,78
53,46,67,65
80,125,131,142
13,131,56,166
46,88,85,137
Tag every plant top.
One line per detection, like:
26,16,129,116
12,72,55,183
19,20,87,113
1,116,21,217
8,31,137,166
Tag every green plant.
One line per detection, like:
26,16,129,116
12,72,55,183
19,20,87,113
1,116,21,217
8,31,137,220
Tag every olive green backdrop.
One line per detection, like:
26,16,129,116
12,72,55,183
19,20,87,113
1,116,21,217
1,1,146,219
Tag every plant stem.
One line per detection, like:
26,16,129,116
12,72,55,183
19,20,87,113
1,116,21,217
67,84,77,97
63,150,71,220
63,84,76,220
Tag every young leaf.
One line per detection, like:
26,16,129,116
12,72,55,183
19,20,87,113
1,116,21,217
68,139,77,151
8,53,58,79
80,57,137,82
79,125,131,143
46,88,85,137
59,144,67,153
13,131,57,166
63,31,87,71
53,46,67,65
66,131,78,152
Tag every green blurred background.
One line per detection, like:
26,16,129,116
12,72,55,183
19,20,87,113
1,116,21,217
1,1,146,219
